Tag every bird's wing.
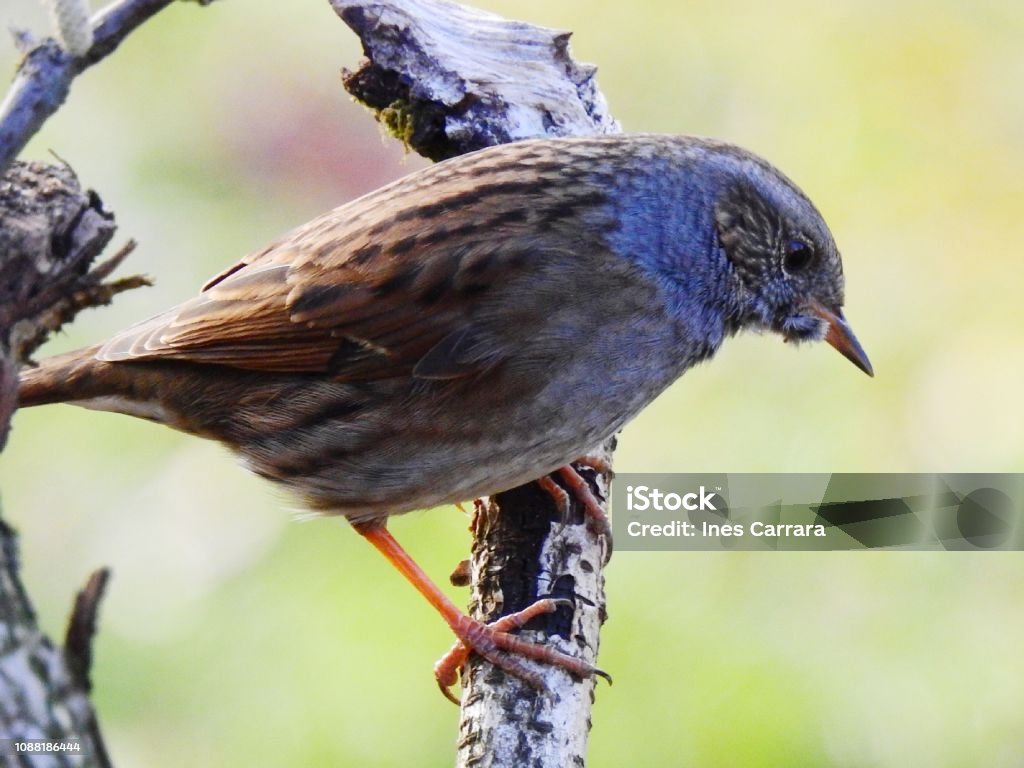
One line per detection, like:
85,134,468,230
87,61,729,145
97,154,611,381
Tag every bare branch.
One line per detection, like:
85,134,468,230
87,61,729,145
333,0,618,160
0,162,150,382
63,568,112,693
0,522,112,767
0,0,183,173
456,447,613,767
0,161,141,767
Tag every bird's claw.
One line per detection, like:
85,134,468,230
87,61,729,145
433,597,604,704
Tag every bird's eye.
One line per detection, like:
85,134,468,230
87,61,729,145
783,240,815,274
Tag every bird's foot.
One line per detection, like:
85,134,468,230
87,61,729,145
537,474,573,522
433,597,610,705
537,462,613,560
353,522,608,705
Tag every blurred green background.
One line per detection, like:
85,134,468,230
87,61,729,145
2,0,1023,765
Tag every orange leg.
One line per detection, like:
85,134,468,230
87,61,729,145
353,521,607,703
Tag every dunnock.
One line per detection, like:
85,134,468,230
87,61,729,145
17,134,872,696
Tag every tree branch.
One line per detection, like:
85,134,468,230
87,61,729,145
333,2,619,764
0,0,183,173
0,527,114,767
0,159,142,767
335,0,618,160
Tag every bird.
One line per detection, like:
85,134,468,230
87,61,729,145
16,133,872,698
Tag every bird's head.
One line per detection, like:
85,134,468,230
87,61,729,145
712,161,873,376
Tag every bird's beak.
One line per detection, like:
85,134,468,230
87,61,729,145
807,299,874,377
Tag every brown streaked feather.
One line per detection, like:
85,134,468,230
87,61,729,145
97,140,613,380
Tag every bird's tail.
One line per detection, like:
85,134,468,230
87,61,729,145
18,345,116,407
